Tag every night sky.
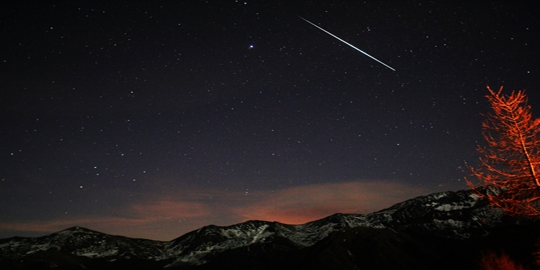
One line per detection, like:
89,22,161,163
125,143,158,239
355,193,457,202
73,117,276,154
1,1,539,241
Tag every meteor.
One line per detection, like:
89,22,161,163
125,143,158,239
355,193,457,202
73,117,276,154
298,16,395,71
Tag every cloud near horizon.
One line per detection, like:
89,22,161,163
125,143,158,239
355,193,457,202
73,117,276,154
232,181,429,224
0,180,430,241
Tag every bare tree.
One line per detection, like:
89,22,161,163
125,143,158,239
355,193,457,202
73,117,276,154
467,86,540,217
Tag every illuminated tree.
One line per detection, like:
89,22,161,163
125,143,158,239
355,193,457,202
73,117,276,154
467,86,540,217
479,250,525,270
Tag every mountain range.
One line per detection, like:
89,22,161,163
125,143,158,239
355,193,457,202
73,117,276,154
1,189,539,269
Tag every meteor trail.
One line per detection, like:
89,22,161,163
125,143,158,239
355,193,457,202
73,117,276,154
298,16,395,71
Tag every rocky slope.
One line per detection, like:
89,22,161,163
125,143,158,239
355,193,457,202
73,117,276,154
1,189,538,270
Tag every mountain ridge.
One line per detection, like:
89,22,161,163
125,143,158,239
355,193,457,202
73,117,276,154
1,188,538,270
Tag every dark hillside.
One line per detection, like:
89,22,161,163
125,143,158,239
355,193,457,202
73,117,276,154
2,190,539,270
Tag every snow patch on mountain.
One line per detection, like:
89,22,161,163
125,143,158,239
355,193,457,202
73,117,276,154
0,189,505,268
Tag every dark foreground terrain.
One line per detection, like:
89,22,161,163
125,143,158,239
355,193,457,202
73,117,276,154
1,189,539,270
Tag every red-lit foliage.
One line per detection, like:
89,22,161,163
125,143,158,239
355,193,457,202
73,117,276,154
467,86,540,217
478,250,525,270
